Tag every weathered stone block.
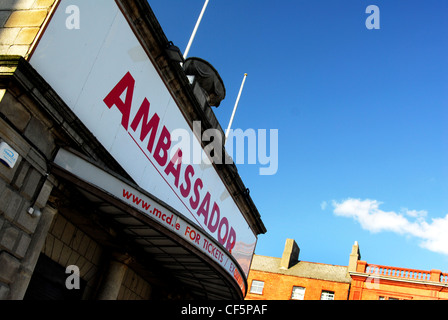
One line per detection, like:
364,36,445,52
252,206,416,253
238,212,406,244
0,173,7,196
51,237,63,261
24,117,55,158
11,160,30,190
70,228,84,252
5,44,29,56
79,260,93,280
84,264,98,282
78,235,91,257
0,0,36,10
34,179,53,209
21,167,41,201
15,200,39,234
58,243,71,266
0,118,32,157
0,27,20,45
0,12,11,27
0,225,19,252
49,214,66,239
0,283,10,299
0,45,10,55
42,233,53,257
84,240,97,261
0,153,20,184
14,27,39,45
4,10,47,28
0,251,20,284
25,148,47,175
2,189,22,221
33,0,56,9
60,221,75,245
67,250,80,267
0,187,12,215
14,232,30,258
0,91,31,130
76,255,87,275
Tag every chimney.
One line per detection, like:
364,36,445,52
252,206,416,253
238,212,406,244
348,241,361,272
280,239,300,269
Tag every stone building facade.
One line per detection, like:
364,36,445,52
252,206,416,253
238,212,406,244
0,0,57,300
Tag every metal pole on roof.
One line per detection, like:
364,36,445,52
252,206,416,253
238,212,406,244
184,0,210,60
225,73,248,142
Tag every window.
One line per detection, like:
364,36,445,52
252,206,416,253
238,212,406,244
320,290,335,300
291,286,305,300
379,296,400,300
249,280,264,295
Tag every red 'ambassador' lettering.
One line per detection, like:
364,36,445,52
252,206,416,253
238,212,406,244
103,72,236,252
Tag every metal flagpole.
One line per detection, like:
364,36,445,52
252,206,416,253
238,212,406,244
184,0,210,60
225,73,248,142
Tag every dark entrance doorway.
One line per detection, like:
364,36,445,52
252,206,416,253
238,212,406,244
24,254,85,300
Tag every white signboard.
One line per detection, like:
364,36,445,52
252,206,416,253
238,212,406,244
0,141,19,168
30,0,256,276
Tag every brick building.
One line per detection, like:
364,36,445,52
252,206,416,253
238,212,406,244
246,239,448,300
246,239,351,300
348,241,448,300
0,0,266,300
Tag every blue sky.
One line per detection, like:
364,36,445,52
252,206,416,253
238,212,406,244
148,0,448,272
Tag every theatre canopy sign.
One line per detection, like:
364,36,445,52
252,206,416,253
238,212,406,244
29,0,258,291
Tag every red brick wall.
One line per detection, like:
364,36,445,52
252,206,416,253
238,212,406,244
245,269,350,300
350,275,448,300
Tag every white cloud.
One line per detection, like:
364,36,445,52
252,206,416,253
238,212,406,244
402,208,428,219
332,198,448,256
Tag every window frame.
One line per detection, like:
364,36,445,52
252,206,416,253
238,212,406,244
379,296,402,300
290,286,306,300
249,280,265,295
320,290,335,300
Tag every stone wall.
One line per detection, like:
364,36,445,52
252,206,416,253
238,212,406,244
118,267,152,300
42,213,103,299
0,87,57,299
0,69,154,300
